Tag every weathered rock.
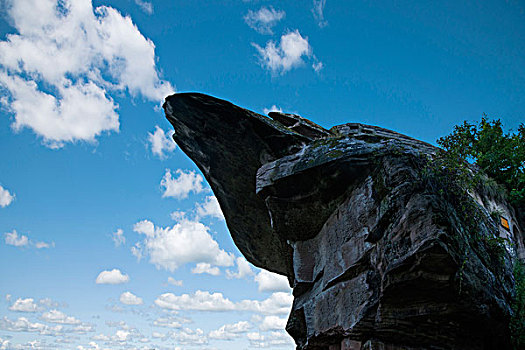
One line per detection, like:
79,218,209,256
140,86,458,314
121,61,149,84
163,93,525,350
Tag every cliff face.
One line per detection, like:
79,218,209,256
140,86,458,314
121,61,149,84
163,93,524,350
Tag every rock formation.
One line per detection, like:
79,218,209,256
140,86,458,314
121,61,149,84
163,93,524,350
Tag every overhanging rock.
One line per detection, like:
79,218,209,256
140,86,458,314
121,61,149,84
164,93,525,350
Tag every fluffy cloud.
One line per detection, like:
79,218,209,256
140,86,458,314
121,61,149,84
132,218,234,271
247,330,294,348
91,334,110,341
4,230,54,249
237,292,293,315
155,291,235,312
191,262,221,276
9,298,40,312
119,292,143,305
0,316,63,336
208,321,251,340
195,196,224,220
113,329,130,342
254,270,291,293
259,316,287,331
72,323,95,334
4,230,28,247
112,228,125,247
0,0,173,147
34,241,54,249
172,327,208,345
41,310,80,325
312,0,328,28
161,169,204,199
77,341,102,350
153,316,182,329
39,298,60,308
152,331,166,339
312,60,324,72
226,257,254,279
0,185,14,207
135,0,153,14
167,277,183,287
262,105,283,115
0,337,8,349
155,291,292,315
244,7,285,35
253,30,316,74
148,126,176,159
95,269,129,284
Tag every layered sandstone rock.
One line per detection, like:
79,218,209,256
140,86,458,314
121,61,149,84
164,93,524,350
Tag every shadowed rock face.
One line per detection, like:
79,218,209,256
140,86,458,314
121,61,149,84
164,93,525,350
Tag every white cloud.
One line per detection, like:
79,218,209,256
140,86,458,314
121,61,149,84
191,262,220,276
148,126,176,159
244,7,285,35
4,230,28,247
312,60,324,73
254,270,291,293
253,30,314,74
0,0,173,147
259,316,287,331
34,240,54,249
133,220,154,236
172,327,208,346
155,291,235,312
0,185,14,207
41,310,81,325
130,242,143,261
312,0,328,28
113,329,130,342
95,269,129,284
77,341,101,349
0,337,9,349
170,210,186,221
262,105,282,115
132,218,234,271
9,298,40,312
226,257,254,279
0,316,63,335
4,230,54,249
195,196,224,220
247,330,294,348
155,291,292,315
39,298,60,308
91,334,110,341
161,169,204,199
167,277,183,287
237,292,293,315
119,292,143,305
72,323,95,334
112,228,125,247
153,316,182,329
0,73,119,148
135,0,153,14
152,331,165,339
209,321,251,340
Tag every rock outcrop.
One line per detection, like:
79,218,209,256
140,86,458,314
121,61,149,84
163,93,525,350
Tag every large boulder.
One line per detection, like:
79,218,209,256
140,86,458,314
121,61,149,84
163,93,524,350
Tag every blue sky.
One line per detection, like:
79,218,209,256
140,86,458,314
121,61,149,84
0,0,524,349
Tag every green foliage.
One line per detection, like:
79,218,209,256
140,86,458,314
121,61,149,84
438,116,525,348
437,117,525,206
511,261,525,349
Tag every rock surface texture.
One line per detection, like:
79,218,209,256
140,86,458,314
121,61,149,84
164,93,525,350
